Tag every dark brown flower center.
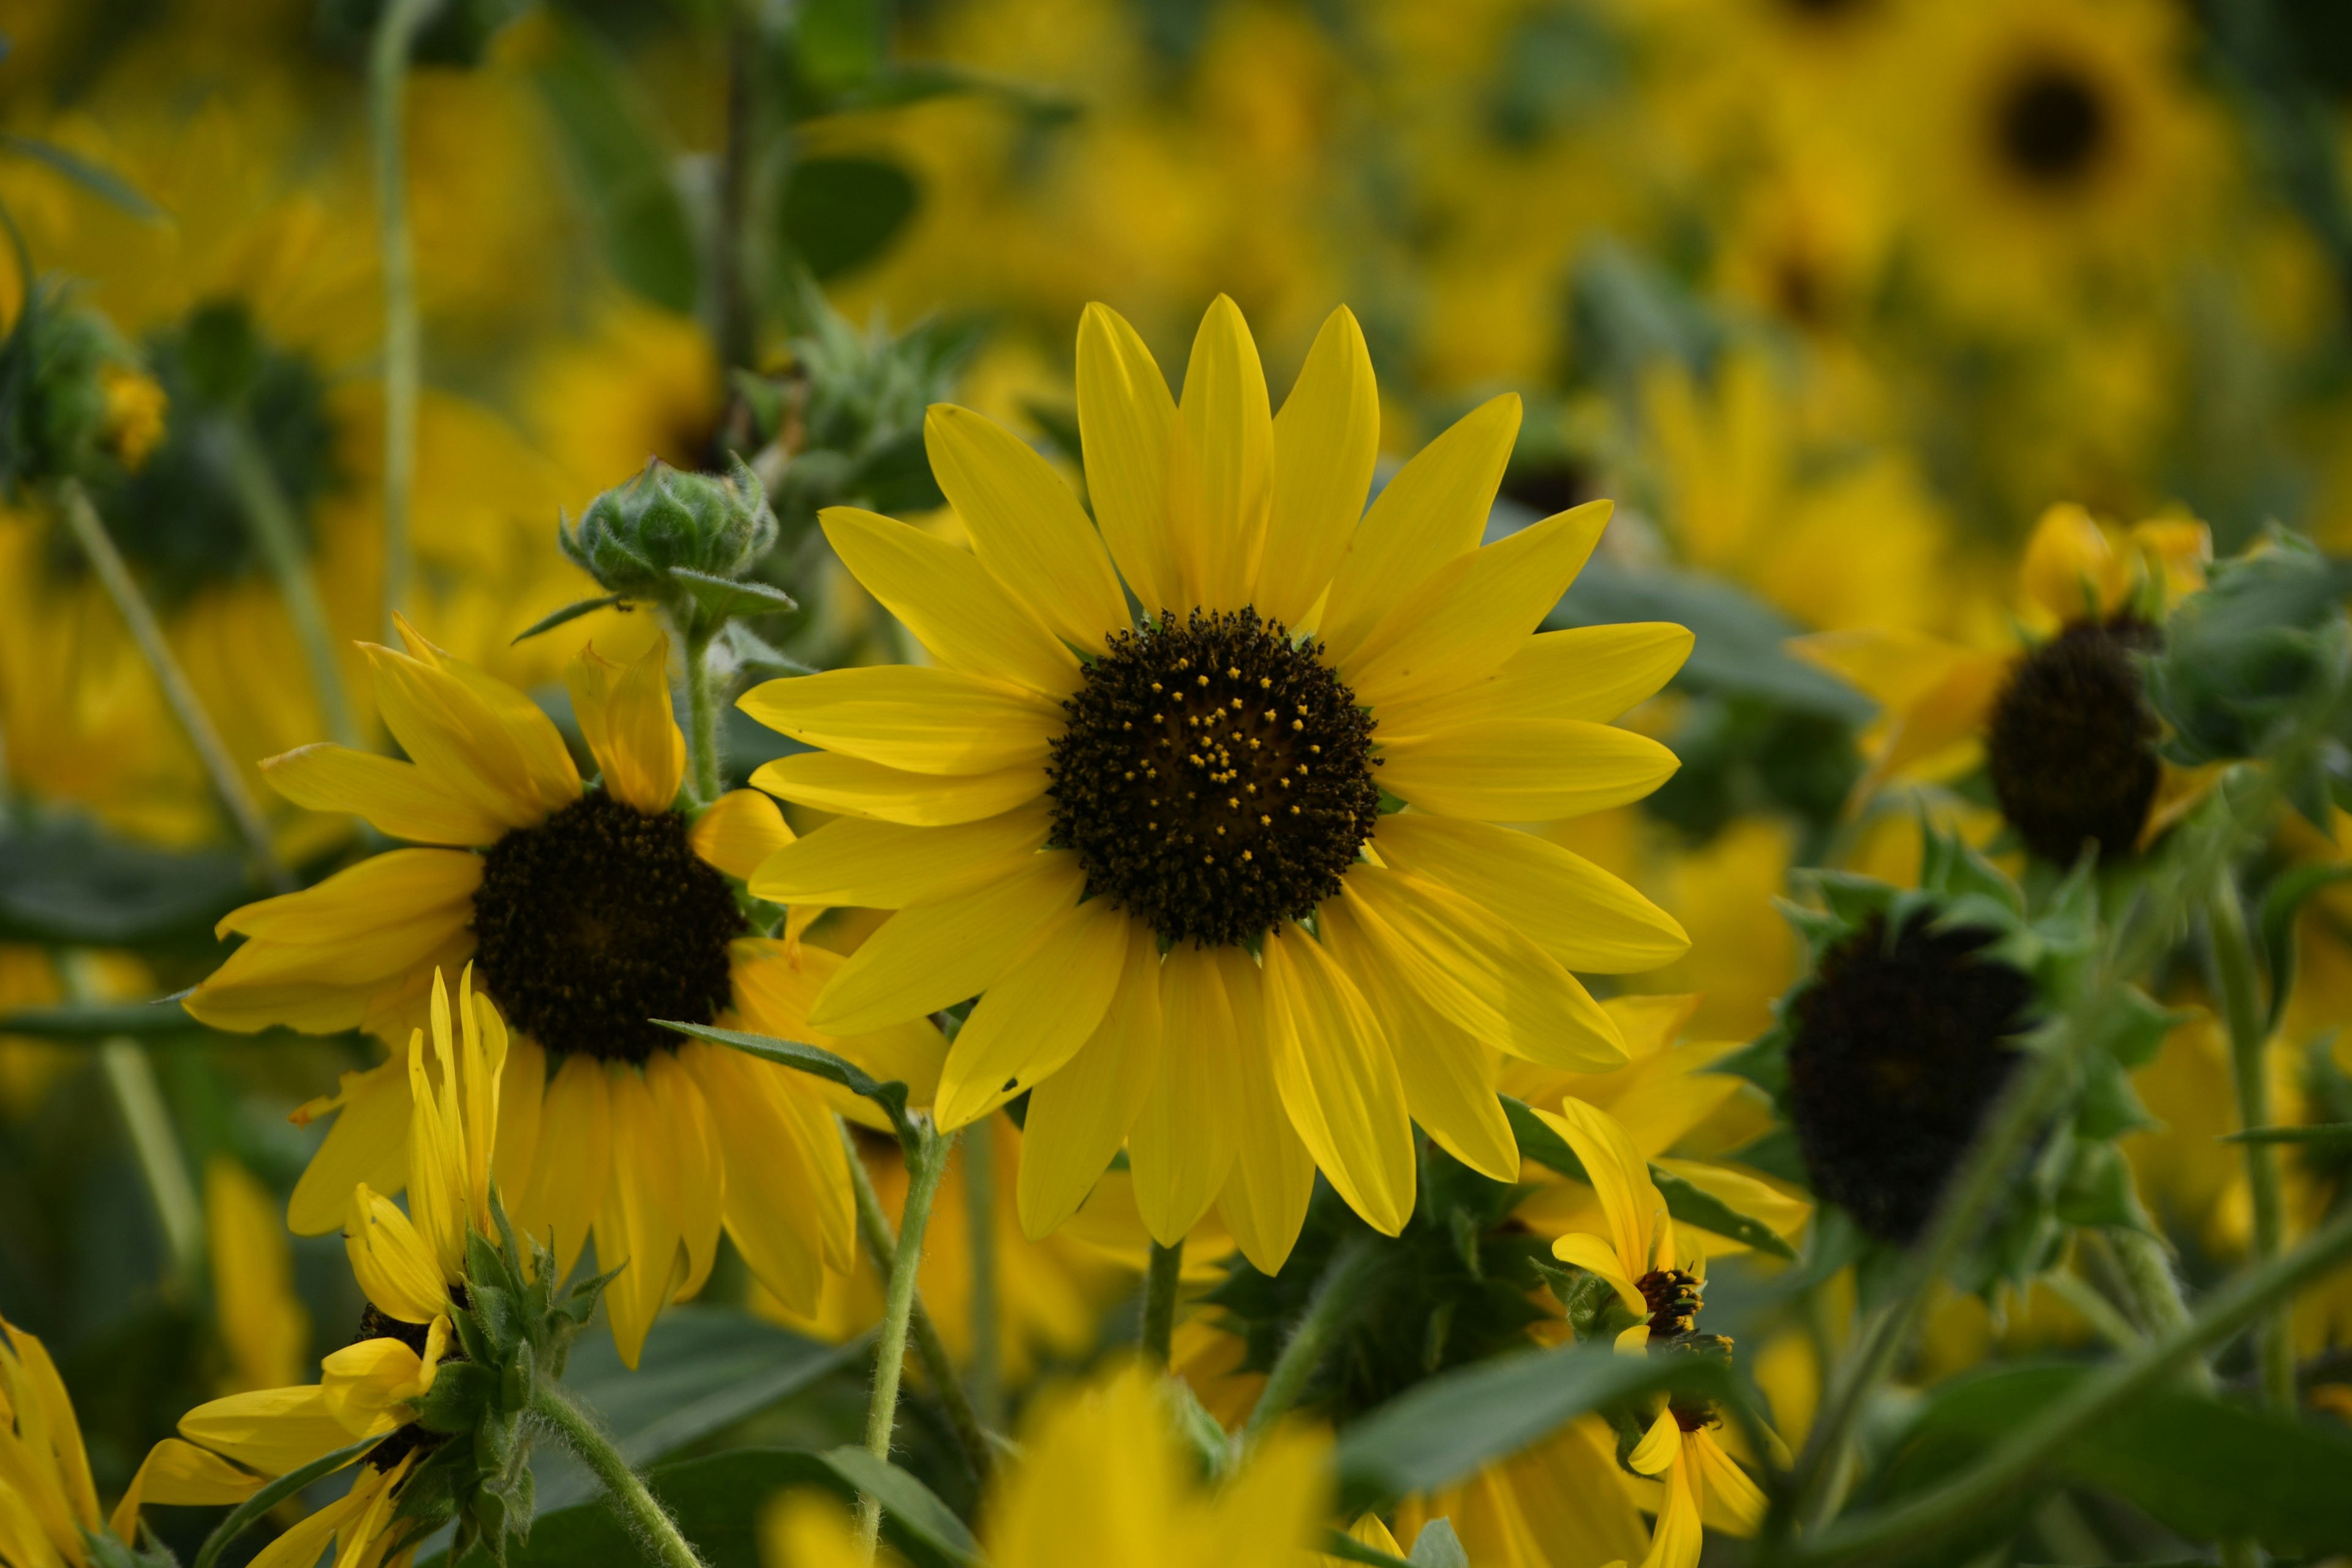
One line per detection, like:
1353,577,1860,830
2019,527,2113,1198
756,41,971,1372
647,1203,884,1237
1985,616,2162,866
1046,608,1380,948
1996,60,2109,188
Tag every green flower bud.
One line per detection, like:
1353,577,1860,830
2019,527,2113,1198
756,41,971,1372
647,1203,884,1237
560,453,778,598
0,281,165,492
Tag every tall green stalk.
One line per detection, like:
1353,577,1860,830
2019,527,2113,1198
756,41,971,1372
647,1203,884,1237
682,622,723,804
53,478,291,891
856,1123,957,1561
370,0,433,642
2206,862,2296,1411
532,1380,706,1568
219,419,361,751
1141,1235,1184,1368
1242,1242,1375,1448
962,1113,1004,1429
66,951,202,1291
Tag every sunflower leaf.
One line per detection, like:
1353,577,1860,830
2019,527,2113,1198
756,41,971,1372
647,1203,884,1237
1498,1096,1796,1259
0,134,167,219
652,1020,913,1136
1322,1531,1417,1568
510,594,628,644
2258,862,2352,1034
666,567,799,620
2222,1122,2352,1149
1408,1518,1471,1568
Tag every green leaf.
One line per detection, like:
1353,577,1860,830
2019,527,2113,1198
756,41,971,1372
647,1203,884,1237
0,135,166,219
654,1020,913,1134
535,1306,867,1510
0,815,252,948
1322,1531,1417,1568
530,17,699,313
2259,863,2352,1034
1334,1341,1728,1513
2223,1122,2352,1149
779,156,919,281
194,1433,384,1568
1499,1096,1795,1259
1880,1362,2352,1552
818,1446,979,1563
510,594,628,644
794,0,886,88
666,568,799,622
1408,1518,1471,1568
0,1001,206,1039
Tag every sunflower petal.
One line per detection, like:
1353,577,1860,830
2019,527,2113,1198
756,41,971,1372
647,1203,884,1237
690,788,796,882
1550,1232,1644,1314
1261,925,1414,1235
514,1052,609,1282
392,614,582,813
1537,1098,1665,1281
1126,944,1241,1245
685,1042,855,1305
1380,718,1678,821
176,1385,360,1477
749,752,1046,825
1211,946,1316,1272
1628,1410,1681,1477
729,939,949,1115
1076,302,1186,614
809,851,1082,1034
935,899,1131,1127
597,1065,685,1368
739,667,1061,776
1691,1429,1768,1533
1378,623,1694,741
644,1052,723,1302
1371,813,1688,973
261,745,505,846
285,1060,413,1236
1178,295,1275,611
365,643,574,828
2019,502,2125,626
1259,306,1378,631
821,506,1079,695
567,635,685,813
748,802,1050,909
1017,933,1163,1239
925,405,1129,652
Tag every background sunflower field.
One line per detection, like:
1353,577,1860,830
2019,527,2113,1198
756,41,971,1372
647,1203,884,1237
9,0,2352,1566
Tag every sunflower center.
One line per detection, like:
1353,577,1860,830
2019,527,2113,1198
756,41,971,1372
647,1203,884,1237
1984,616,2161,865
59,299,339,605
1046,608,1380,949
1637,1267,1733,1430
471,791,744,1063
1785,911,2032,1245
1997,61,2108,187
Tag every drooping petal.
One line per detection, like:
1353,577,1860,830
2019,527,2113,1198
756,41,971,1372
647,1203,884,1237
728,940,948,1117
646,1051,723,1302
738,667,1062,776
1371,813,1689,974
1550,1232,1644,1314
1379,718,1679,821
1210,946,1317,1273
1017,933,1163,1239
566,635,685,813
1261,924,1415,1235
596,1065,685,1368
285,1060,414,1236
748,802,1050,910
821,506,1080,695
2019,502,2127,627
1374,622,1694,739
364,642,574,829
1178,295,1275,611
685,1042,856,1308
935,898,1131,1128
1690,1428,1769,1533
513,1052,610,1282
749,751,1047,825
2,1319,96,1532
242,1488,362,1568
1628,1410,1681,1477
493,1035,547,1224
1076,302,1186,614
1258,305,1379,631
925,405,1131,650
391,614,582,815
111,1437,261,1539
809,851,1083,1034
1343,500,1612,709
344,1185,448,1324
1537,1097,1667,1281
216,849,481,950
260,744,505,846
688,788,796,882
1640,1444,1705,1568
1126,943,1242,1245
176,1385,360,1476
1316,394,1519,665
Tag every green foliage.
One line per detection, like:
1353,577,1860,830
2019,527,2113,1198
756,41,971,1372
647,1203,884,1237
549,455,788,639
0,279,142,496
779,156,921,281
0,811,253,951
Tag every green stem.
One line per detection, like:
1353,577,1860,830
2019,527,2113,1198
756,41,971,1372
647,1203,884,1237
1142,1235,1183,1369
530,1379,706,1568
682,622,722,804
52,478,292,891
1785,1200,2352,1568
67,951,202,1290
962,1113,1004,1430
369,0,432,643
839,1121,993,1486
2206,862,2297,1412
2040,1265,2145,1355
217,418,361,751
1242,1242,1374,1449
856,1123,956,1561
714,0,759,371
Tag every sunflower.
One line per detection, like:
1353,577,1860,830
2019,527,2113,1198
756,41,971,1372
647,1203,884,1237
185,624,945,1365
1793,502,2211,866
1544,1098,1770,1568
744,296,1686,1265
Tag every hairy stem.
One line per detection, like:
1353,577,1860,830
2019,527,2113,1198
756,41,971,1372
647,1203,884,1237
53,478,291,890
218,418,361,750
962,1114,1004,1430
2206,862,2297,1411
857,1123,956,1561
1243,1242,1376,1447
369,0,433,643
532,1379,706,1568
682,622,723,804
1142,1235,1184,1369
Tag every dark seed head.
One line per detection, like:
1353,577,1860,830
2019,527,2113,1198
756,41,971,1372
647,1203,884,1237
1985,617,2162,866
1785,911,2034,1245
1996,60,2109,188
472,790,745,1063
1046,608,1380,948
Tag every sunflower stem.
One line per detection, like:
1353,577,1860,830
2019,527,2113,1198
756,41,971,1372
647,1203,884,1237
962,1112,1005,1430
682,621,723,804
2205,860,2297,1411
217,417,363,752
369,0,433,644
1141,1234,1183,1368
839,1119,994,1487
51,478,292,891
1243,1240,1374,1449
67,951,202,1292
530,1378,707,1568
856,1120,957,1562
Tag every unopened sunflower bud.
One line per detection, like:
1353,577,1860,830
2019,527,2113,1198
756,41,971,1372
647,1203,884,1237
0,283,166,491
559,453,778,595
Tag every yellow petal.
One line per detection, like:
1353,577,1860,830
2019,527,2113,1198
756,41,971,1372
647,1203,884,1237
1343,865,1627,1071
1380,719,1679,821
261,744,505,846
286,1060,413,1237
177,1385,360,1476
821,505,1079,694
1316,393,1518,664
566,634,685,813
392,614,582,813
1199,1414,1333,1565
1126,943,1241,1244
214,848,481,949
2,1319,97,1532
318,1336,429,1434
365,642,575,829
597,1065,685,1368
514,1052,610,1282
1537,1098,1665,1281
1017,933,1163,1239
728,940,948,1116
1376,622,1693,739
686,1043,854,1310
205,1159,310,1393
1627,1409,1681,1477
1344,500,1613,709
1690,1428,1768,1534
345,1185,448,1324
646,1052,723,1302
1212,946,1317,1272
244,1491,361,1568
1371,813,1689,974
1259,305,1379,632
749,802,1050,909
2019,502,2125,626
925,402,1131,650
809,851,1082,1034
1261,925,1415,1235
1076,302,1185,614
1177,295,1275,611
1642,1445,1704,1568
494,1035,547,1227
739,667,1061,776
749,751,1046,825
1550,1232,1645,1314
935,899,1131,1128
689,788,796,882
113,1438,260,1537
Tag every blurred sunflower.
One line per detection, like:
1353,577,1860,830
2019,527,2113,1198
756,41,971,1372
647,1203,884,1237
745,295,1688,1268
1794,502,2211,865
185,625,944,1365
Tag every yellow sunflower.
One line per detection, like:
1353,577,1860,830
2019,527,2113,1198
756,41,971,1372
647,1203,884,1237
745,296,1687,1267
185,624,946,1365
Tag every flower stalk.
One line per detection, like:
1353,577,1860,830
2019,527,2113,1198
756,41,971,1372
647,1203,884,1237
530,1379,707,1568
857,1120,957,1561
1141,1235,1184,1368
683,622,723,804
370,0,432,643
2204,861,2296,1411
217,417,361,751
963,1112,1005,1429
1242,1240,1376,1449
67,951,202,1291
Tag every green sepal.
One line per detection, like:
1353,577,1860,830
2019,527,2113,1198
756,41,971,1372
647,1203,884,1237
1161,1372,1237,1483
508,593,628,644
2054,1139,2146,1231
418,1361,498,1435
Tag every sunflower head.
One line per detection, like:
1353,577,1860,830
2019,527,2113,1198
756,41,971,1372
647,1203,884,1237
560,453,778,599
